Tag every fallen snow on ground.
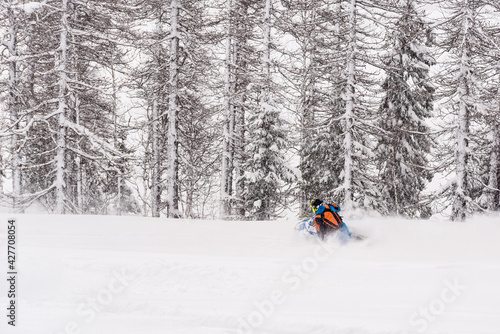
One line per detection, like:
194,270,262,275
0,213,499,334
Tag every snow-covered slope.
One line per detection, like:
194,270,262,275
0,214,499,334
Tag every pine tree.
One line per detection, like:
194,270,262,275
3,0,135,213
486,122,500,211
175,0,221,218
133,0,169,217
484,107,500,211
0,0,24,212
280,0,382,214
240,0,295,220
135,0,220,218
479,63,500,212
375,0,435,218
278,0,346,215
437,0,499,220
164,0,181,218
220,0,258,219
330,0,382,211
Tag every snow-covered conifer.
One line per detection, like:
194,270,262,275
220,0,259,219
0,0,24,212
2,0,136,214
436,0,500,220
332,0,382,211
375,0,435,218
135,0,220,218
240,0,295,220
278,0,347,215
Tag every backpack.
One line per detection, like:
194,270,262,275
314,204,343,230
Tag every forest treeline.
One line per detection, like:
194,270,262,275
0,0,499,221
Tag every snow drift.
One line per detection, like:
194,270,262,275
0,213,499,334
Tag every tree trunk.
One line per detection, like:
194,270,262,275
166,0,180,218
7,2,22,213
55,0,71,214
298,2,317,216
342,0,357,211
487,96,499,211
111,66,122,216
71,22,83,213
233,0,248,218
451,6,471,222
150,10,165,218
257,0,272,221
221,0,234,218
151,98,161,217
262,0,271,103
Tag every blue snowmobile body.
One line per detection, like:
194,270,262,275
295,217,364,242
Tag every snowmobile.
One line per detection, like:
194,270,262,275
295,217,366,241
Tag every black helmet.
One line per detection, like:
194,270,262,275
311,199,323,207
310,199,323,213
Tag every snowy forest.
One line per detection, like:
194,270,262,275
0,0,499,221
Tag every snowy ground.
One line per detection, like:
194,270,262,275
0,213,499,334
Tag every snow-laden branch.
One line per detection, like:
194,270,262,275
0,99,59,137
13,1,46,15
3,51,54,63
72,0,142,13
10,0,60,14
67,78,112,96
65,146,121,173
69,28,137,48
15,182,57,207
62,119,130,161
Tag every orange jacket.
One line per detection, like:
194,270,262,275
314,204,343,231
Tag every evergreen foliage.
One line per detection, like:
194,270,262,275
375,0,435,218
436,0,500,220
1,0,135,214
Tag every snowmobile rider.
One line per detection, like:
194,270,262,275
310,199,351,241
